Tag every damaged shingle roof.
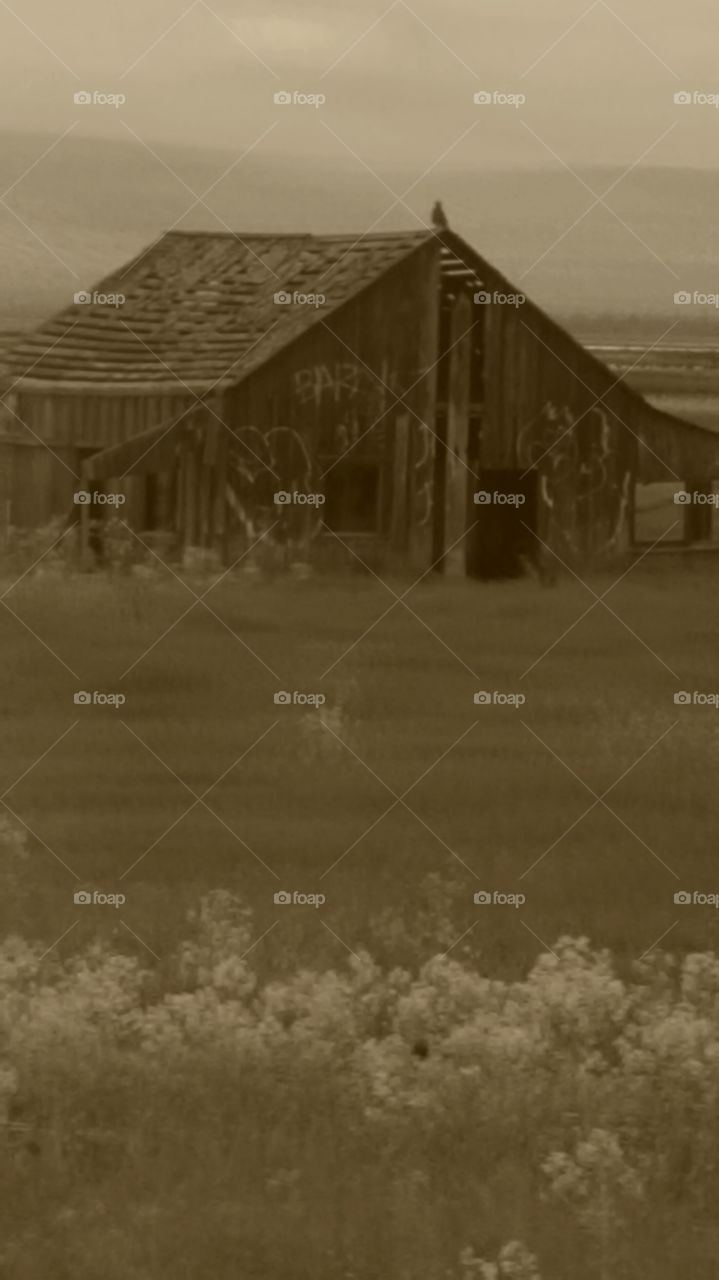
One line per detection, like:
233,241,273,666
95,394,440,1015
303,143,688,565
4,230,433,390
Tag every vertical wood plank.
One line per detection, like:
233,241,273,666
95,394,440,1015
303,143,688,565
443,292,474,574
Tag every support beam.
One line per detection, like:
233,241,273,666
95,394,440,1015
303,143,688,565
433,291,475,574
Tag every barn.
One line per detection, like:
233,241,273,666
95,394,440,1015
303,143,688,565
2,221,718,577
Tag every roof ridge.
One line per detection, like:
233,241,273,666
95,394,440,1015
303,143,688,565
161,229,432,242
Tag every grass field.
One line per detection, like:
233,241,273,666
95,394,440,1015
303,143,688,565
2,559,719,971
3,560,719,1278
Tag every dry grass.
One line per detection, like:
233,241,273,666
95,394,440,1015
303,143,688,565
1,560,718,970
1,560,718,1277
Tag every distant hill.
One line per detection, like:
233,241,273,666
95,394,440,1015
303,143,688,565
1,130,717,345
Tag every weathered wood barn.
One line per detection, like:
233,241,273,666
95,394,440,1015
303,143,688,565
2,223,718,575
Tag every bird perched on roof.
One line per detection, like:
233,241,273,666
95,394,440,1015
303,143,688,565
431,201,449,231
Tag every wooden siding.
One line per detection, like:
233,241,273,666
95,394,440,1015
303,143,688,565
636,409,719,485
0,391,197,528
438,233,718,565
5,390,197,451
223,240,439,570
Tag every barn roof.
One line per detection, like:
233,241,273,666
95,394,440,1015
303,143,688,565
4,230,432,390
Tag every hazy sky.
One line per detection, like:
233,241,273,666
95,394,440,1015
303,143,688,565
0,0,718,172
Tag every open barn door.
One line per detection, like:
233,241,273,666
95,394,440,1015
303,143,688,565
466,469,539,578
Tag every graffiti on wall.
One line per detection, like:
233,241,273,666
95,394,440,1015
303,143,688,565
518,401,632,560
293,362,367,407
292,360,436,533
226,425,318,543
293,361,393,456
293,360,431,410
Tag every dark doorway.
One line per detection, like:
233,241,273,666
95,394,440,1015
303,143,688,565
683,480,713,544
467,469,539,579
324,460,380,533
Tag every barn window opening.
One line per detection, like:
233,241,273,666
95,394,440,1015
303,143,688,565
323,461,380,533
